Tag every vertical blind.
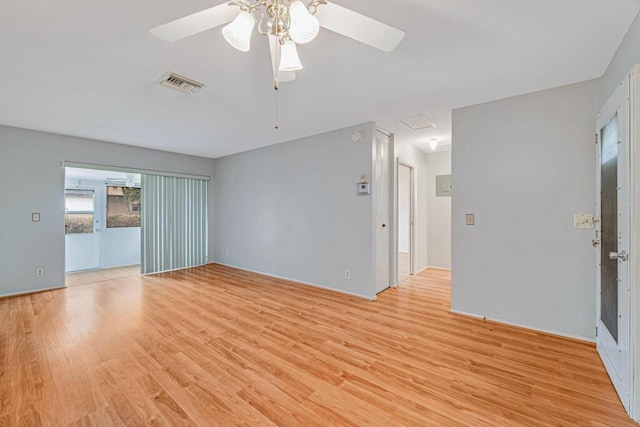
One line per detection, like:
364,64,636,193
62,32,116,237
141,174,208,274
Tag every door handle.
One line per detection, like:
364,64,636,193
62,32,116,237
609,251,628,261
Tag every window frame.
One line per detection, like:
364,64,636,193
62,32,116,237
64,189,96,235
105,185,141,229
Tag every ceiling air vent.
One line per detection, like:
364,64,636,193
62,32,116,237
400,114,436,131
158,72,205,95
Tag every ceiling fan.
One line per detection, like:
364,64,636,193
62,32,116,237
150,0,405,85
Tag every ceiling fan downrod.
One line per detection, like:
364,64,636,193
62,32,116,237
274,0,281,129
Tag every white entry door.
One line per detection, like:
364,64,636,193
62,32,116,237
375,131,391,293
65,184,102,272
596,80,631,413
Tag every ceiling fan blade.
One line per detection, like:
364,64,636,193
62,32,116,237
315,2,405,52
269,36,296,83
150,3,238,43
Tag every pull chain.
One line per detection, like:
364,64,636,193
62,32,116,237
274,37,279,129
275,89,279,129
274,0,280,129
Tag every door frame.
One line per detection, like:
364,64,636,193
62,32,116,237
396,160,416,283
64,166,144,277
629,65,640,421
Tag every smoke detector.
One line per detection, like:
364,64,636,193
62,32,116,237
158,72,205,95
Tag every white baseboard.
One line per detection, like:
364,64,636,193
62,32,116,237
413,265,451,274
0,285,65,299
414,265,429,275
212,262,377,301
427,266,451,271
450,309,595,344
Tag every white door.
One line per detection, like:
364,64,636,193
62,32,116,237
596,80,631,412
64,184,102,272
375,131,391,293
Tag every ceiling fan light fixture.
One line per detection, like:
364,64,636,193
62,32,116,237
279,39,303,71
429,137,439,150
222,11,256,52
150,0,406,130
288,1,320,44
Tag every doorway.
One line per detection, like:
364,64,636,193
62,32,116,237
64,167,142,286
595,78,631,413
397,162,414,283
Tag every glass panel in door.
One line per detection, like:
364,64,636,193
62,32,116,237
600,112,618,343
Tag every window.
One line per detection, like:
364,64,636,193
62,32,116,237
65,190,94,234
107,186,141,228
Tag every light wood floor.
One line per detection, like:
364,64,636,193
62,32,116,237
65,265,140,287
1,265,635,426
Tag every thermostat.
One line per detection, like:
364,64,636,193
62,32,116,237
357,182,371,195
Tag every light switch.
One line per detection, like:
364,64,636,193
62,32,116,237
32,213,40,222
466,213,475,226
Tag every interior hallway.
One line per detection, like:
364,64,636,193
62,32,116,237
0,265,633,426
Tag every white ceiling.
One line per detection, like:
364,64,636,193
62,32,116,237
0,1,637,158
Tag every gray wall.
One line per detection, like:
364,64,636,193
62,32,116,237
451,80,600,341
601,11,640,102
394,138,429,273
0,125,215,297
213,123,377,299
427,151,452,269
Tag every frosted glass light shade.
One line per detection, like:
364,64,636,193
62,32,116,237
429,138,438,150
222,11,255,52
288,1,320,44
279,39,303,71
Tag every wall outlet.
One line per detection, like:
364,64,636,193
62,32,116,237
344,269,351,279
36,268,44,277
356,182,371,196
224,249,229,257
